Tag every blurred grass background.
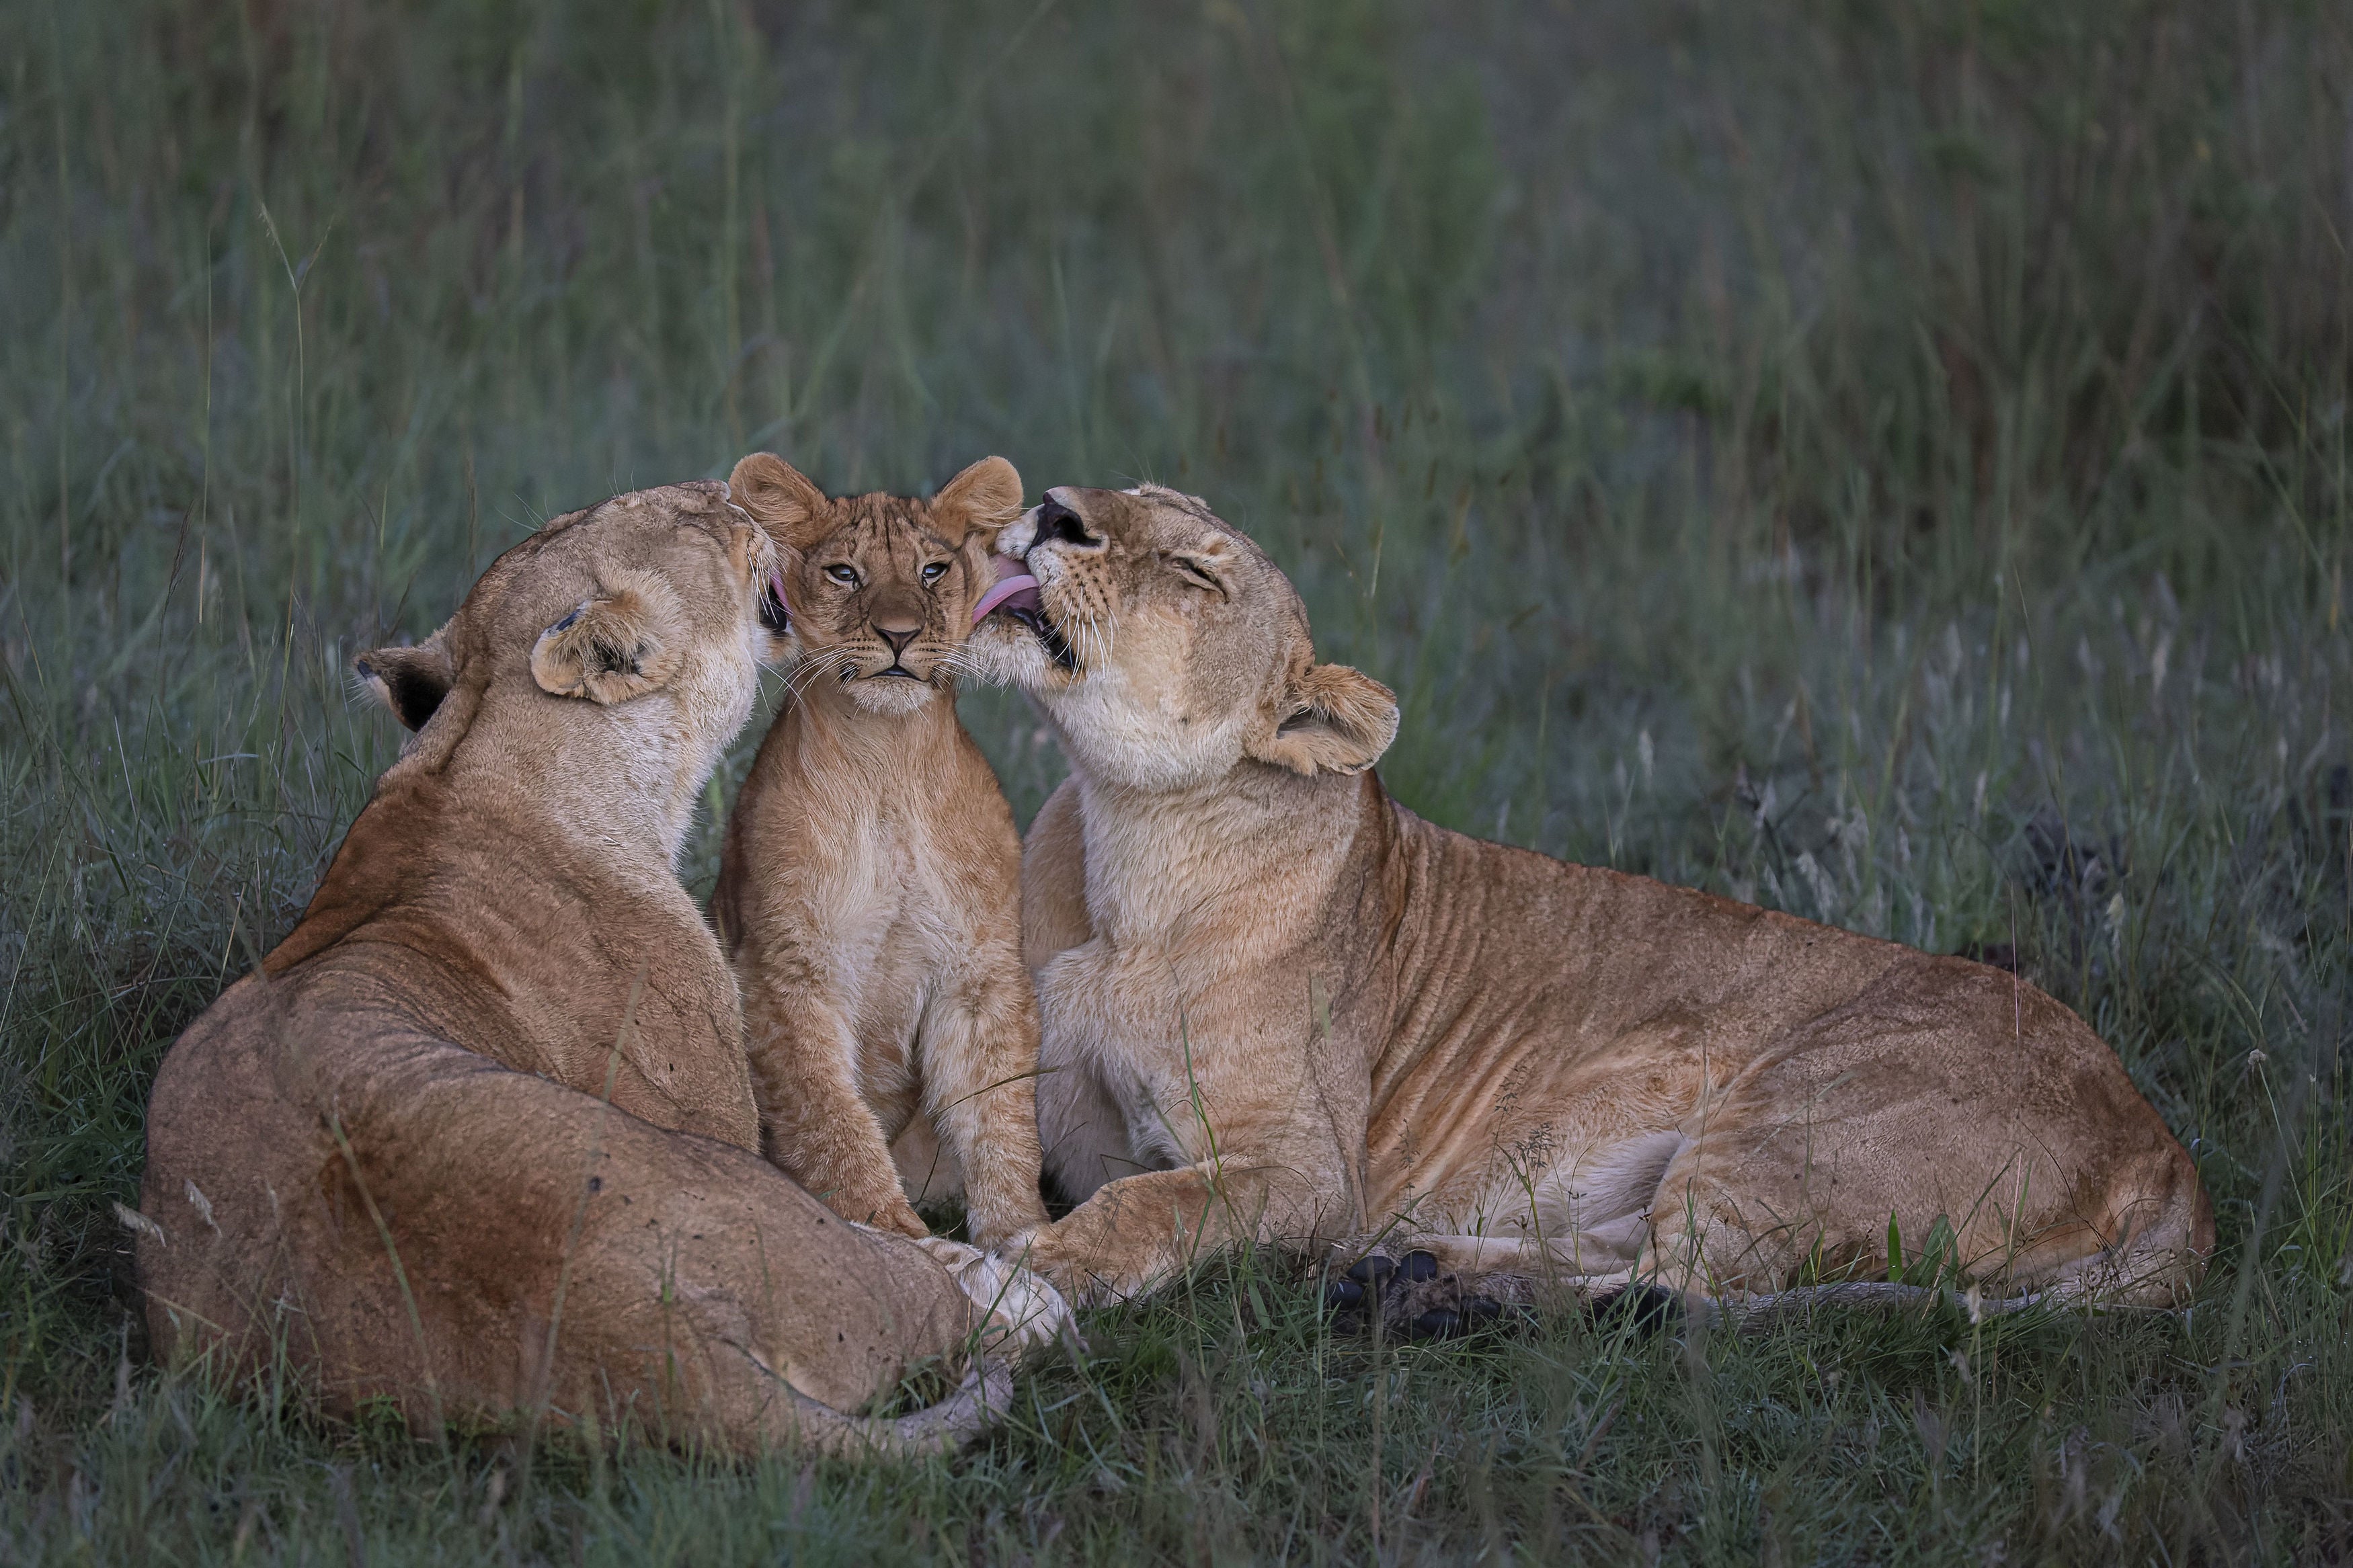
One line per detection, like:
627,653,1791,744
3,0,2351,1560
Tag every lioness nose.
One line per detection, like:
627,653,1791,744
1037,493,1101,548
875,618,922,656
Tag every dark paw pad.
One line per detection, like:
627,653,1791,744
1327,1251,1402,1333
1331,1251,1519,1339
1589,1283,1683,1335
1407,1292,1505,1338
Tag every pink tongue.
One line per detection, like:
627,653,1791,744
972,555,1042,625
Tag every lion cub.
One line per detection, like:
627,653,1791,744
711,451,1049,1247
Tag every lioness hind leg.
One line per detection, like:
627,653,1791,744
142,1023,1002,1456
1634,966,2212,1307
1321,1247,1522,1339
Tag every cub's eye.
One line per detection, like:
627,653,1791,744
921,561,949,585
826,564,859,586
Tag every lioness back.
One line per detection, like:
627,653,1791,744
711,452,1049,1248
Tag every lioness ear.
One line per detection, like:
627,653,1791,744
1250,661,1400,776
930,456,1025,544
530,573,686,705
354,636,454,732
726,452,830,552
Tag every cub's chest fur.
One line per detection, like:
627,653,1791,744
806,773,1006,1055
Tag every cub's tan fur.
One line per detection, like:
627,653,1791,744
973,485,2212,1317
713,453,1049,1247
138,482,1063,1457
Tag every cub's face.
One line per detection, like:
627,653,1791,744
727,454,1025,716
972,484,1398,792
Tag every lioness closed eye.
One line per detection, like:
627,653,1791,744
711,452,1050,1249
973,483,2210,1330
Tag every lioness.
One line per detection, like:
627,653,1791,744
138,481,1061,1456
974,484,2211,1328
711,452,1049,1247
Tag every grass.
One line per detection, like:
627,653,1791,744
3,0,2350,1559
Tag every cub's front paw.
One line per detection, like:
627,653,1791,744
867,1197,932,1240
955,1199,1046,1255
992,1223,1045,1260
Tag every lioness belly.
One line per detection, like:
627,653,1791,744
1436,1130,1689,1274
1365,991,1725,1247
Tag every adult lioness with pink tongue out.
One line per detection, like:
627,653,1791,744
972,483,2211,1333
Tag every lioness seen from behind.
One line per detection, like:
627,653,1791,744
137,481,1061,1456
973,483,2211,1329
713,453,1049,1248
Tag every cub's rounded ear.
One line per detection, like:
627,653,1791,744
530,573,686,705
354,635,455,732
1248,660,1400,777
726,452,830,552
930,456,1025,544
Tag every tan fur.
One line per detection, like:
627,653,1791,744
712,454,1049,1247
973,485,2213,1312
526,568,688,705
137,482,1064,1457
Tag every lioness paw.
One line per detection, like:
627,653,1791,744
912,1236,1080,1360
1324,1247,1519,1340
